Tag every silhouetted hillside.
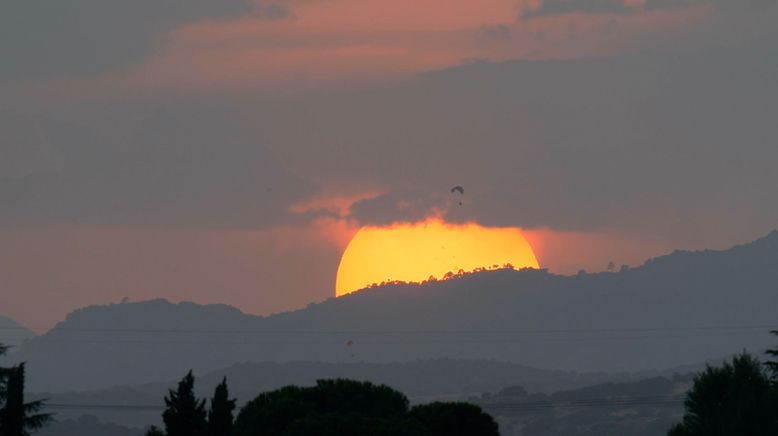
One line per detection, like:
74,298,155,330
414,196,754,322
0,314,36,349
11,231,778,391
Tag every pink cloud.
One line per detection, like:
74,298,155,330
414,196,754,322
99,0,711,91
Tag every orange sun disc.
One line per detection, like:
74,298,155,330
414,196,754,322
335,219,539,297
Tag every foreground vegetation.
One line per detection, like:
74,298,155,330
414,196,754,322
0,345,51,436
146,374,498,436
668,331,778,435
3,330,778,435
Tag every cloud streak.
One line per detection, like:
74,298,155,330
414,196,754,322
5,0,714,93
0,0,257,80
0,99,315,228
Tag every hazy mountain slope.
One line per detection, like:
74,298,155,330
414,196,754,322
38,415,140,436
475,374,694,436
13,300,260,390
12,231,778,391
0,314,36,349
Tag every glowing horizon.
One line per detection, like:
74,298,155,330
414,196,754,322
335,219,539,296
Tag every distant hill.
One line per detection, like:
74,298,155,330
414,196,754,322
12,231,778,391
38,415,140,436
0,314,36,349
474,374,694,436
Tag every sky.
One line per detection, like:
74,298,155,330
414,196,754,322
1,0,777,329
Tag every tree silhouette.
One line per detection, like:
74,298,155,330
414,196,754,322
144,425,165,436
409,402,499,436
208,377,236,436
766,330,778,381
0,343,8,403
236,379,409,436
234,378,497,436
0,363,52,436
162,370,207,436
667,353,778,436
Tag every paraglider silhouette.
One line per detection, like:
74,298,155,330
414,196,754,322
450,186,464,206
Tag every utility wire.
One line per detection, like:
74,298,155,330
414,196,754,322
44,396,687,413
1,324,776,335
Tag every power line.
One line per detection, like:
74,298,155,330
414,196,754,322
0,331,767,345
44,396,687,413
1,324,773,346
481,396,686,412
47,403,162,412
1,324,776,335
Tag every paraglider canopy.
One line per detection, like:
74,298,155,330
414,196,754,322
451,186,465,205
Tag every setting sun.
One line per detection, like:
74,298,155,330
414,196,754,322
335,219,539,296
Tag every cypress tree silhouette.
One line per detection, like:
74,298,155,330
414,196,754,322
0,363,52,436
208,377,236,436
162,370,207,436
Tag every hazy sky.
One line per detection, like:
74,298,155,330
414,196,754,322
1,0,777,329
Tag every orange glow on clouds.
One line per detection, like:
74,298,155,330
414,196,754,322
335,219,539,296
98,0,710,91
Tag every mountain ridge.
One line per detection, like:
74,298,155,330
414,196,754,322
10,230,778,391
0,314,36,350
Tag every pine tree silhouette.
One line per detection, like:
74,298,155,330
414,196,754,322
162,370,207,436
0,363,52,436
208,377,236,436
